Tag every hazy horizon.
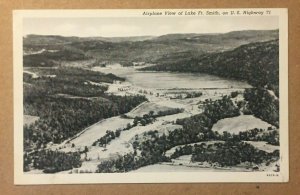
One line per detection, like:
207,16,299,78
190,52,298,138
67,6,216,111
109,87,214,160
24,28,279,38
23,16,279,38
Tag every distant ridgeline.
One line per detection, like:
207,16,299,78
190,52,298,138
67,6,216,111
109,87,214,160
23,30,278,67
141,39,279,96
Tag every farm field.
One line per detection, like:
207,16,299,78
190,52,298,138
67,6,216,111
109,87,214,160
212,115,273,134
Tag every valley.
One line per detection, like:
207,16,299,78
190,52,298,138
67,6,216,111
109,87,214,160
22,30,280,174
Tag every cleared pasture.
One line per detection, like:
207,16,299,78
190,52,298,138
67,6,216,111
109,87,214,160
212,115,273,134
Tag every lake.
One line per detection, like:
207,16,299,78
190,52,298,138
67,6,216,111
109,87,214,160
93,66,251,89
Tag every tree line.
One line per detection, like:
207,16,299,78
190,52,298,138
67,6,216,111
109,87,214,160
93,108,184,147
97,95,279,172
244,87,279,127
24,150,82,173
24,67,147,151
170,141,279,167
97,96,241,172
141,40,279,96
24,49,89,67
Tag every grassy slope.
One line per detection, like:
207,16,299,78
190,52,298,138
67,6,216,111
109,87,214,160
23,67,147,150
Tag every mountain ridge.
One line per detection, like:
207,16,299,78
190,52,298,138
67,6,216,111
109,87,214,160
141,39,279,95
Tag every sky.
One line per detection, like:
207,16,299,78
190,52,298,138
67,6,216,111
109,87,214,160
23,16,278,37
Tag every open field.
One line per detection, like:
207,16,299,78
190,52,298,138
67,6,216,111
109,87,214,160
165,141,225,158
132,163,252,172
126,101,176,118
212,115,273,134
53,112,187,173
52,116,133,151
244,141,279,153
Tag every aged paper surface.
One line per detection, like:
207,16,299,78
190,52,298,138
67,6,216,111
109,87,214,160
13,8,288,184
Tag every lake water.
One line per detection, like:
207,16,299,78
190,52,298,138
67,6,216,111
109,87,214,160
93,66,251,89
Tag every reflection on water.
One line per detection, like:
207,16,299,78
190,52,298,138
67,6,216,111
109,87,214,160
93,66,251,89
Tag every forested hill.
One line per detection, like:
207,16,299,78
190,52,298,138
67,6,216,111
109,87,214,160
141,39,279,95
24,30,278,66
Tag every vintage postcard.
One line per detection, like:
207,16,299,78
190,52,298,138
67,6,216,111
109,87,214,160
13,9,288,184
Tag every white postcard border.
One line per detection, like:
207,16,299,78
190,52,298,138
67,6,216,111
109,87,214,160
13,8,289,184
